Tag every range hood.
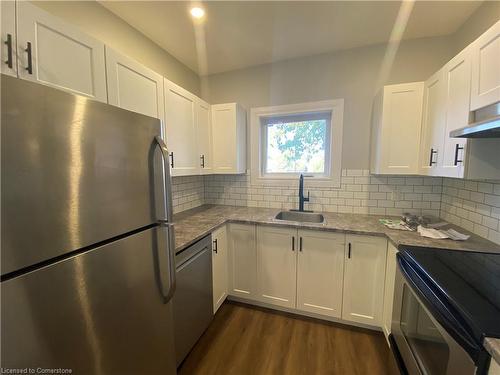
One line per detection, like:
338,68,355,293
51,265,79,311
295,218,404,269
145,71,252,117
450,102,500,138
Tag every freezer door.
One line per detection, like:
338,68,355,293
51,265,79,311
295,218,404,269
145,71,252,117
1,226,176,375
1,75,170,275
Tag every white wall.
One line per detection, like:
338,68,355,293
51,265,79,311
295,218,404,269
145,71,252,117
452,1,500,54
35,1,201,95
201,36,455,170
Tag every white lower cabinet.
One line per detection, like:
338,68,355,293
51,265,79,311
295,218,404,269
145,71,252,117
228,224,257,299
256,226,297,308
212,225,228,313
342,235,387,327
382,242,398,341
225,224,389,329
296,230,345,318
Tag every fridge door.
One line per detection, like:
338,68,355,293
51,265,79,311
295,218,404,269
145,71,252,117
1,226,176,375
1,75,170,275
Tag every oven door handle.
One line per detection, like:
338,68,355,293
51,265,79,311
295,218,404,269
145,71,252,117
397,255,480,360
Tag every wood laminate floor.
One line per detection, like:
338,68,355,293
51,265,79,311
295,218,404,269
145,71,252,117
178,301,400,375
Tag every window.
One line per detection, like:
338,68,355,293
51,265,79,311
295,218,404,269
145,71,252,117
250,100,344,187
263,112,331,175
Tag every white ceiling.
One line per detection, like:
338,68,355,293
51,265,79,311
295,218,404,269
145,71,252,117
100,1,482,76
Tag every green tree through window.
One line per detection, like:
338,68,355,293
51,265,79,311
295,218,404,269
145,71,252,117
266,119,327,173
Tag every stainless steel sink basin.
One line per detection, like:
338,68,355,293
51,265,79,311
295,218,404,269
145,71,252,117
274,211,325,224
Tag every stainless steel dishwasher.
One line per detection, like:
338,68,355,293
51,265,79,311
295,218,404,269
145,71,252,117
173,235,213,366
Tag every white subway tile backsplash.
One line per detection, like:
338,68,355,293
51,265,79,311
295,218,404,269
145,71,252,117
171,170,499,246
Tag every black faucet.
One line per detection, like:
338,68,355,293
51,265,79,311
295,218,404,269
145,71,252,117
298,174,310,212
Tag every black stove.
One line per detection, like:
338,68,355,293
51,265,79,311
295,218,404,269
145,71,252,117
400,246,500,345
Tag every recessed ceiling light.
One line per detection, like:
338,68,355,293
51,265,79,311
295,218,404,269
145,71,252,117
190,7,205,19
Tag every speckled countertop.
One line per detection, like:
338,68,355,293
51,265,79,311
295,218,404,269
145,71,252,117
485,338,500,365
173,204,500,254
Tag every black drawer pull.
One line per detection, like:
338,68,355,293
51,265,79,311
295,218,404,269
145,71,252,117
5,33,13,68
25,41,33,74
169,152,174,168
454,144,464,166
429,148,437,166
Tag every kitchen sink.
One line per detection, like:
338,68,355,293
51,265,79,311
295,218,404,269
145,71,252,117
274,211,325,224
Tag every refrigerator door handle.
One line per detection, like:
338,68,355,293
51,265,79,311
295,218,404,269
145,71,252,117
163,222,177,303
154,136,176,303
154,135,174,223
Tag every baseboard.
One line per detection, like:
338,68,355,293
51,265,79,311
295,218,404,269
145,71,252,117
227,295,383,333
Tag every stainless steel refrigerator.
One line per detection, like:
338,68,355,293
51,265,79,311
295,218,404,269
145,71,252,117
1,75,177,374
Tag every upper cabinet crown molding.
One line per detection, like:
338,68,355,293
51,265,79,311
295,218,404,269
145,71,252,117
211,103,247,174
370,82,424,175
470,19,500,111
15,1,107,102
1,1,17,77
105,46,165,123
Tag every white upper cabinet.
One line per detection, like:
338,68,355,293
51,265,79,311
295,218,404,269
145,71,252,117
1,1,17,77
212,225,228,313
105,47,164,122
228,224,257,299
256,226,297,308
370,82,424,175
16,2,107,102
296,230,345,318
211,103,247,174
197,99,213,174
470,20,500,111
419,70,446,176
164,79,199,176
440,48,471,178
342,235,387,327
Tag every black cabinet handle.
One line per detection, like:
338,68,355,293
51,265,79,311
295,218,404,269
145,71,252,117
348,243,352,259
454,144,464,166
169,152,174,168
291,236,295,251
200,154,205,168
25,41,33,75
429,148,437,166
213,239,218,254
4,33,13,69
299,237,303,252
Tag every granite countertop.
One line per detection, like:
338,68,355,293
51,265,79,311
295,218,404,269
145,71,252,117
173,204,500,254
485,338,500,365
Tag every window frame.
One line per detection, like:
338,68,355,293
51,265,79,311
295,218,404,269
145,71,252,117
250,99,344,187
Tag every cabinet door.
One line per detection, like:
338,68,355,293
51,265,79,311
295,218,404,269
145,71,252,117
377,83,424,174
440,48,471,178
470,20,500,110
16,2,107,102
105,47,165,123
342,235,387,327
212,104,237,173
296,230,344,318
419,70,446,176
212,225,228,313
228,224,257,299
256,226,296,308
382,243,398,341
164,79,199,176
1,1,16,77
197,99,212,174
